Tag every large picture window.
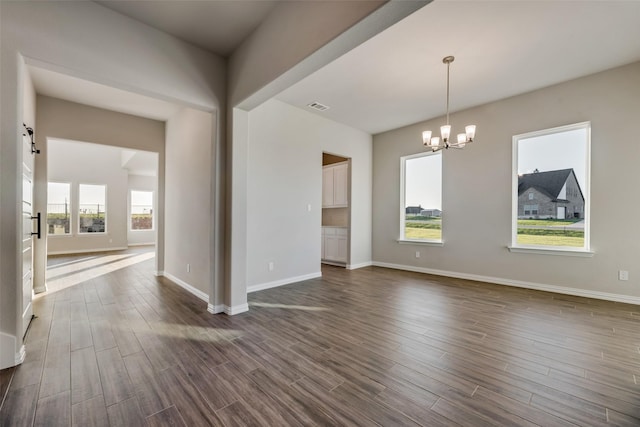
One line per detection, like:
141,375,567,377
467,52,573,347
79,184,106,233
512,122,590,252
130,190,153,230
47,182,71,235
400,152,442,242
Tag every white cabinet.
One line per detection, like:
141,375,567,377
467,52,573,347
322,162,348,208
322,227,348,263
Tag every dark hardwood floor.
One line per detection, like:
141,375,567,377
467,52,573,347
1,247,639,426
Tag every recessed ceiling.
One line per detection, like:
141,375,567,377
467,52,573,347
95,0,278,57
276,0,640,134
29,66,182,122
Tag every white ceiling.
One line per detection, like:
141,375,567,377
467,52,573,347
276,0,640,134
95,0,278,57
30,1,640,136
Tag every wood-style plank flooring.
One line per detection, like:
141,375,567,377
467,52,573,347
1,247,640,426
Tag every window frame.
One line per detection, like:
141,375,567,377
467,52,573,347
129,189,154,232
78,183,107,234
510,121,592,256
46,181,72,237
398,151,443,246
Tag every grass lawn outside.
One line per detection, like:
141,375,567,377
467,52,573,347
517,234,584,247
404,217,584,246
405,228,442,240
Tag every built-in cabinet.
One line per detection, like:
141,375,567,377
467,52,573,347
321,155,349,266
322,162,348,208
322,227,348,263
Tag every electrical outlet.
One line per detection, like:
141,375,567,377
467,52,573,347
415,251,420,259
187,263,191,273
268,262,274,271
307,204,312,212
619,270,629,281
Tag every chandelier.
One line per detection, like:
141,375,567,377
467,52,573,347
422,56,476,152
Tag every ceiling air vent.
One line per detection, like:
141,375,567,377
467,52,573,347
307,101,330,112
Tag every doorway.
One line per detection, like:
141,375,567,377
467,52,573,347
321,152,350,267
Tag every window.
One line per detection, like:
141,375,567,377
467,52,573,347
512,122,590,252
79,184,106,233
130,190,153,230
400,152,442,242
47,182,71,235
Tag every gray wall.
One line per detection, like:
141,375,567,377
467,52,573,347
246,99,372,289
0,0,224,364
165,108,215,298
373,61,640,301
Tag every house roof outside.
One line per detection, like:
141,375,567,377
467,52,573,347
518,169,582,202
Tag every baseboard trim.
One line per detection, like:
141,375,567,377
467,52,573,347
15,345,26,365
247,272,322,293
160,272,209,303
127,243,155,247
34,284,47,294
207,304,225,314
347,261,373,270
225,303,249,315
154,270,163,277
47,246,128,256
372,261,640,306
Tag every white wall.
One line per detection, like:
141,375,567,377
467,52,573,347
224,1,426,313
47,140,128,254
128,175,158,246
0,0,224,366
35,96,165,256
372,62,640,302
165,108,214,298
246,99,372,290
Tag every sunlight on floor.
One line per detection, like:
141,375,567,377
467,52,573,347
46,253,135,279
40,251,155,297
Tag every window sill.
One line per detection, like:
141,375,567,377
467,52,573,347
507,245,594,257
397,239,444,247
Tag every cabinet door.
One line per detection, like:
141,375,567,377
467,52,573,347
333,164,348,207
322,167,334,207
324,235,338,261
336,236,348,262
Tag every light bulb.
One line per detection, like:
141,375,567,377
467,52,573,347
457,133,466,147
440,125,451,142
465,125,476,141
422,130,432,146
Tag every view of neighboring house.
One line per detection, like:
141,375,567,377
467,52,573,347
405,206,442,217
517,168,584,219
405,205,423,215
420,208,441,217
